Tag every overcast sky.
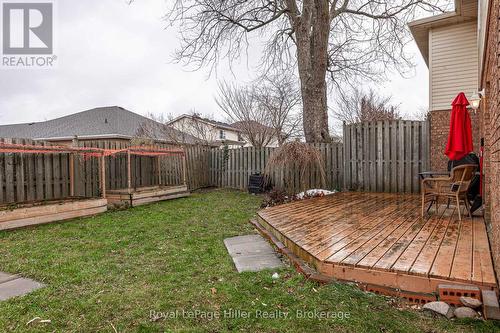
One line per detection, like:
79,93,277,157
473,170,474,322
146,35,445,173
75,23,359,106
0,0,430,126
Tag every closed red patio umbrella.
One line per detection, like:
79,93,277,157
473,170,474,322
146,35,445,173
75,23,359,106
445,92,474,161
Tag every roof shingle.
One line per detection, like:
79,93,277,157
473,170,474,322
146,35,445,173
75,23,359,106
0,106,196,144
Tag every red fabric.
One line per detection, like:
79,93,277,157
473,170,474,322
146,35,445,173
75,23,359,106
445,92,474,160
0,142,185,157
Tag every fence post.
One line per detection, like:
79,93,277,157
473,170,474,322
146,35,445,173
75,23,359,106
157,156,162,186
182,153,187,186
127,150,132,193
100,154,106,198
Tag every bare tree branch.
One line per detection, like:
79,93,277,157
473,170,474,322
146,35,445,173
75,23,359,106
156,0,446,142
216,73,302,147
331,87,402,124
215,81,275,148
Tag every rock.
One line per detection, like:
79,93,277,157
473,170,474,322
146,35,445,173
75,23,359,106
454,306,479,319
460,296,482,309
422,301,454,319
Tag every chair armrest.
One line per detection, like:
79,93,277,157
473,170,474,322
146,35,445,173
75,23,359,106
422,177,451,187
424,176,451,182
422,178,453,193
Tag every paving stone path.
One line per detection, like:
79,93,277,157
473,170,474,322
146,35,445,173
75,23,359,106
0,272,44,301
224,234,284,273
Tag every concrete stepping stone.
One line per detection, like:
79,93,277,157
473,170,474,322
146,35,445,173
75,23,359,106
0,273,44,301
224,234,284,273
0,272,19,284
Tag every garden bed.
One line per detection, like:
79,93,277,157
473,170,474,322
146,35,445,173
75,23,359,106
106,185,190,207
0,197,108,231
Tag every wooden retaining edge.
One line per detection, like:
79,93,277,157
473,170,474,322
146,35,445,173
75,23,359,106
107,188,190,208
0,202,108,231
130,186,188,199
107,185,188,197
249,218,332,284
131,192,190,207
0,198,108,223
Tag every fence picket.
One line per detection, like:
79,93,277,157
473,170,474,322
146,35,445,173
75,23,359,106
343,120,429,193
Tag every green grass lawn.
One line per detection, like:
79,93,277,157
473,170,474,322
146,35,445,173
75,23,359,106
0,189,498,332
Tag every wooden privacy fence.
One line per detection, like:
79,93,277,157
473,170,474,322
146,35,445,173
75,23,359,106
0,120,430,205
209,120,429,194
209,144,344,193
0,138,73,204
343,120,430,193
0,138,211,205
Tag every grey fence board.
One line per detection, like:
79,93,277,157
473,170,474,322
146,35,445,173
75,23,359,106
209,143,344,193
343,120,429,193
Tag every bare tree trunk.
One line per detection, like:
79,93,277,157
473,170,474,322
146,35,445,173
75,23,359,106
301,76,329,142
295,0,330,143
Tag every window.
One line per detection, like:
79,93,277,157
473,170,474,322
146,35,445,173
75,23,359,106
219,130,225,139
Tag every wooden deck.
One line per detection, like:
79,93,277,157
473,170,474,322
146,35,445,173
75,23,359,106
256,192,497,295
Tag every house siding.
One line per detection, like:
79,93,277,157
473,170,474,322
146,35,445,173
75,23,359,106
429,21,479,111
480,0,500,283
170,117,241,144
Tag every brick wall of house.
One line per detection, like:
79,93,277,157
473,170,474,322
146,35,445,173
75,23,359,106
480,0,500,282
429,109,480,172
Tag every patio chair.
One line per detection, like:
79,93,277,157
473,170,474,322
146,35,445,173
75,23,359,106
421,164,477,220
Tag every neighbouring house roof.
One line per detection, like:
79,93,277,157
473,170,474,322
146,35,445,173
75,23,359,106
0,106,198,144
167,114,242,132
409,0,478,66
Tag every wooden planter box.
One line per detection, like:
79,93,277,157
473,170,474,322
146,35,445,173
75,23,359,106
0,198,108,231
106,185,190,207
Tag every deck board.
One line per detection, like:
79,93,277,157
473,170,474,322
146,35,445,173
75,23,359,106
305,196,397,250
373,214,428,271
409,212,453,276
450,218,474,282
256,192,497,295
323,197,416,262
303,198,385,255
390,208,445,273
356,211,422,269
341,199,419,266
473,220,496,285
429,210,460,279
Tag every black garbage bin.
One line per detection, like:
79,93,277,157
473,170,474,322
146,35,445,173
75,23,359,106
248,173,266,194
